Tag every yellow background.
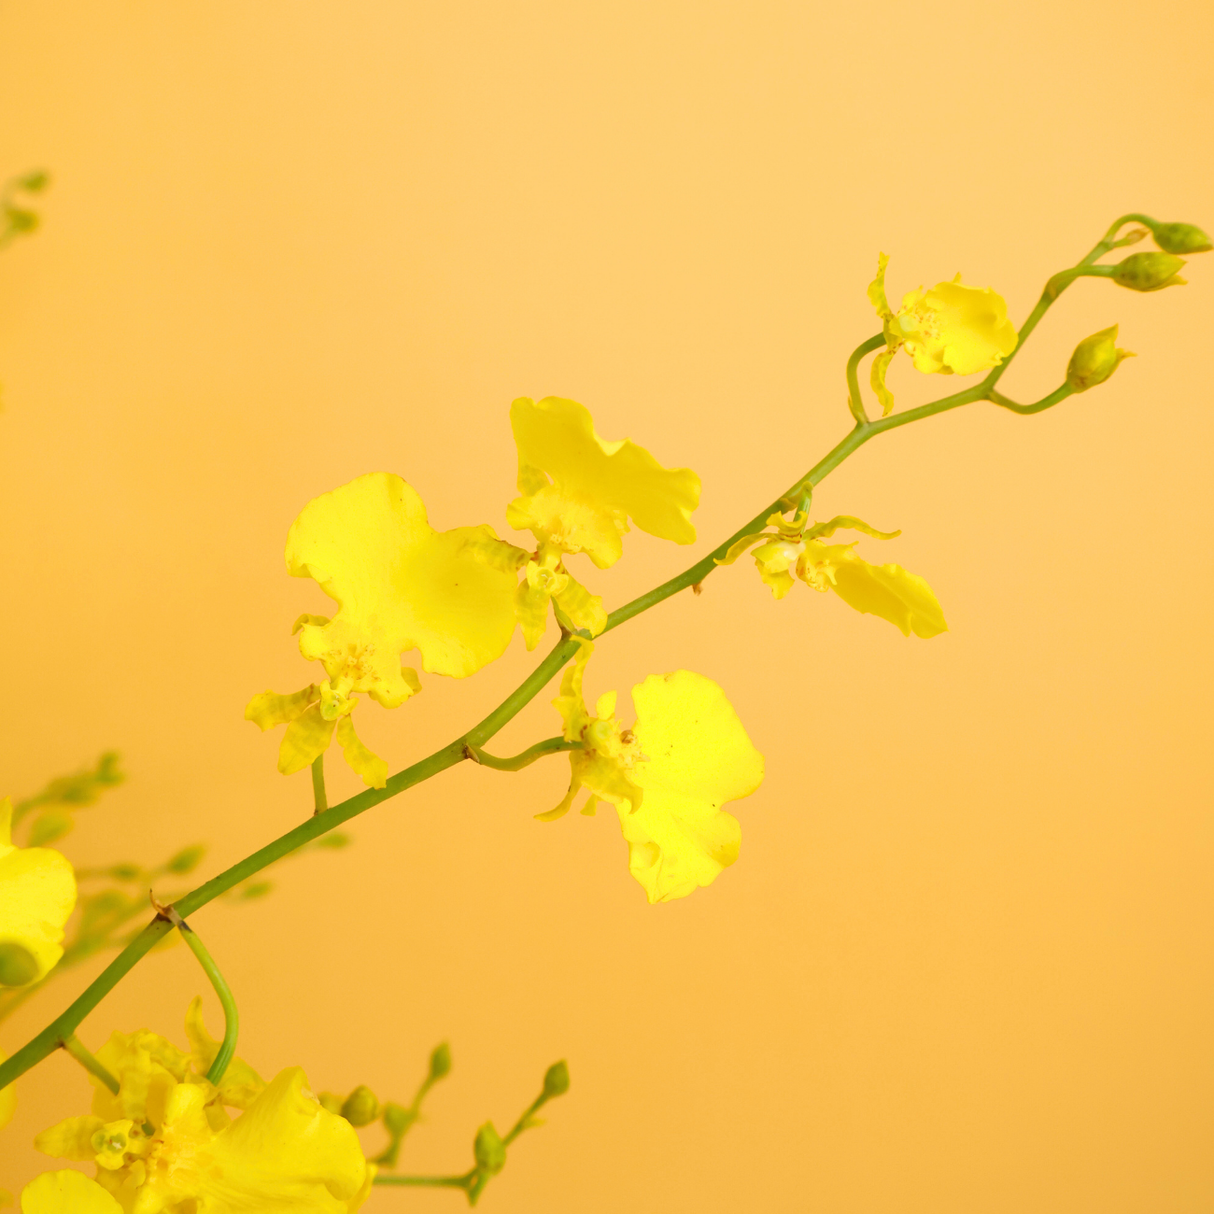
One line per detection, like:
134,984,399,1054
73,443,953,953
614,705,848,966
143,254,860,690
2,2,1212,1209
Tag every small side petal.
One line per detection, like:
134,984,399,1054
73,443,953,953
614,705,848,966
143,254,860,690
829,556,948,638
335,716,389,790
805,515,901,542
870,347,897,416
867,252,892,318
552,576,607,637
277,704,337,775
33,1115,104,1160
244,686,317,731
551,637,594,741
515,581,551,651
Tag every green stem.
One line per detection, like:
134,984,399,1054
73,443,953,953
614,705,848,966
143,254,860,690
60,1033,120,1094
373,1173,474,1188
466,737,580,771
311,755,327,815
983,217,1137,394
167,910,239,1085
988,384,1075,415
0,216,1136,1093
503,1092,548,1146
845,333,886,424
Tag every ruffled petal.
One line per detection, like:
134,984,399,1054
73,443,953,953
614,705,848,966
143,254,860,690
508,397,700,568
623,672,764,903
288,473,520,698
205,1067,368,1211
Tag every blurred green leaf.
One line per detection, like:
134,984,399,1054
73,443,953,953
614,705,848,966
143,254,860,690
27,811,73,847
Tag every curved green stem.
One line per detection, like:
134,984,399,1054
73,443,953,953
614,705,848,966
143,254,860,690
167,909,239,1085
60,1033,119,1095
989,384,1075,415
0,215,1143,1094
845,333,886,424
466,737,581,771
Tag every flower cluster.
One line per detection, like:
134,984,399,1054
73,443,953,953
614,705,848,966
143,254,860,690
27,1000,371,1212
247,398,699,790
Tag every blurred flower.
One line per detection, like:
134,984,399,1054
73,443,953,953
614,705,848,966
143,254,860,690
506,397,699,646
717,511,947,638
867,254,1018,414
248,472,524,786
34,1003,370,1213
0,797,77,988
541,639,764,903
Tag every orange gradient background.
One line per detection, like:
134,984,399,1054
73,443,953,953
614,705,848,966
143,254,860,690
2,2,1212,1210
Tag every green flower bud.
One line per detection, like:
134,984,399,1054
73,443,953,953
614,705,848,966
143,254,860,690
382,1101,413,1136
0,943,40,987
428,1042,452,1081
318,1091,343,1115
1112,251,1186,292
1150,221,1212,255
473,1122,507,1175
1066,325,1135,393
18,170,50,192
341,1084,380,1126
108,863,142,881
542,1060,570,1099
166,844,206,874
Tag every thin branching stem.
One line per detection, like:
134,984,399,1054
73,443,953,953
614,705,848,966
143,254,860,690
0,219,1130,1094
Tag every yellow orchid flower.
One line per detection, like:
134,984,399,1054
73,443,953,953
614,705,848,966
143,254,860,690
34,1005,370,1213
867,254,1018,415
0,797,77,989
505,397,700,647
539,639,764,903
717,511,947,638
247,471,525,787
